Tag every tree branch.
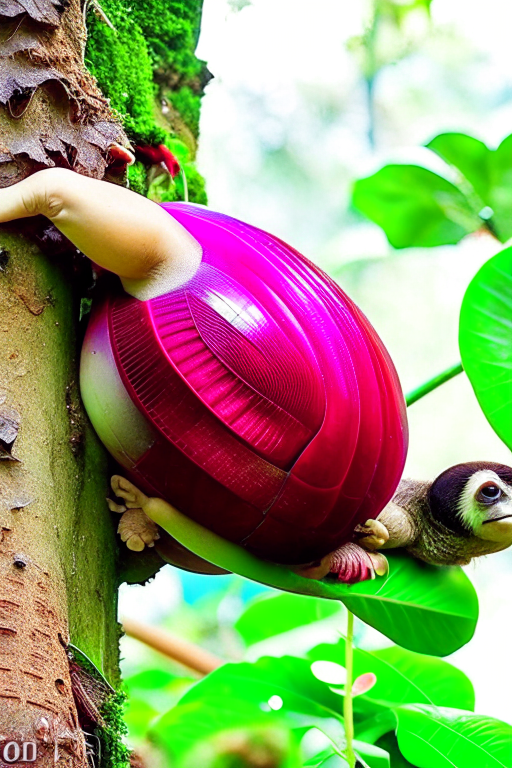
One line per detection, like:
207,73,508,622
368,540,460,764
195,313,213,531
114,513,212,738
122,617,223,676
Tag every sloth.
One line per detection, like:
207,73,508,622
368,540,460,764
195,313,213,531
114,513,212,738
107,461,512,583
2,168,512,584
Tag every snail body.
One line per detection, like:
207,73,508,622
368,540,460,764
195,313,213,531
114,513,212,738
81,203,408,568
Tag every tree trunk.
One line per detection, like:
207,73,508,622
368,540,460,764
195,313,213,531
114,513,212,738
0,0,130,765
0,233,120,765
0,0,127,768
0,0,207,761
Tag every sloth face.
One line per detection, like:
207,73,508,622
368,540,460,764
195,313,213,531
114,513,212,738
459,470,512,545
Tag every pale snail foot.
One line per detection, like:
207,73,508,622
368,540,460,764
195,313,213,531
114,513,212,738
353,518,390,550
107,475,160,551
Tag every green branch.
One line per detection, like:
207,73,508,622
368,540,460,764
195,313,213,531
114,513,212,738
344,611,356,768
406,362,464,407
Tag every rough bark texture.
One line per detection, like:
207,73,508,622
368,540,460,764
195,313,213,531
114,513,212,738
0,232,120,765
0,0,207,761
0,0,129,186
0,0,128,760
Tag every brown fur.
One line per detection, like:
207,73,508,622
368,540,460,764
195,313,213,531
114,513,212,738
390,479,505,566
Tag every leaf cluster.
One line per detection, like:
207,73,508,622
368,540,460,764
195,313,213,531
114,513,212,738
352,130,512,452
136,591,509,768
353,133,512,248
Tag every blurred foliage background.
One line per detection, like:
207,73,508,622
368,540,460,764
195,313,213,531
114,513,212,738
117,0,512,764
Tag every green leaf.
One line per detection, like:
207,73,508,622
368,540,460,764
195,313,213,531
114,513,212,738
303,746,349,767
124,697,159,741
375,732,416,768
426,133,491,203
488,134,512,242
352,165,481,248
336,552,478,657
309,640,474,712
426,132,512,242
149,499,479,656
235,592,342,647
354,740,391,768
459,246,512,449
150,656,345,761
124,667,195,741
395,705,512,768
151,695,286,762
124,669,177,692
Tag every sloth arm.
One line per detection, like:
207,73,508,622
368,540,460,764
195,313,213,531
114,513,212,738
355,503,418,551
375,503,418,549
0,168,202,299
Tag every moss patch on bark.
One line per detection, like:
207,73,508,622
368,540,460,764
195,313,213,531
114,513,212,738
85,0,209,204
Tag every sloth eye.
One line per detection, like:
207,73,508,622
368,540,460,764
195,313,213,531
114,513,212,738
477,484,502,504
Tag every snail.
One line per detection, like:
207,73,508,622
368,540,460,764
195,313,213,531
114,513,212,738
1,168,511,588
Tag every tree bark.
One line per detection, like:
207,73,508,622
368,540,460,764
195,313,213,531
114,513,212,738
0,0,127,764
0,0,207,761
0,232,121,764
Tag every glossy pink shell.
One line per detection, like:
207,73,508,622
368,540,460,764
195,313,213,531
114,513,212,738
81,203,408,565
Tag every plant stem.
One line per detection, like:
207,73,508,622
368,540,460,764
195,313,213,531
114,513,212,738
344,610,356,768
405,362,463,407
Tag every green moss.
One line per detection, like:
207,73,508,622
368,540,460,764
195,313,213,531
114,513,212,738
127,0,205,81
167,86,201,136
85,0,207,201
85,1,164,144
100,691,131,768
183,162,207,205
85,0,206,141
128,161,149,197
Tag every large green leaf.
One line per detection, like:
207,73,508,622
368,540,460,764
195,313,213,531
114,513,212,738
149,500,479,656
151,693,286,762
335,553,478,657
426,133,491,204
235,592,342,647
459,246,512,449
352,165,481,248
355,740,391,768
124,668,195,742
395,705,512,768
309,640,474,712
150,656,346,761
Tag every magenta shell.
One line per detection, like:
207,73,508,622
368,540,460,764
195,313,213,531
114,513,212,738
82,203,408,565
